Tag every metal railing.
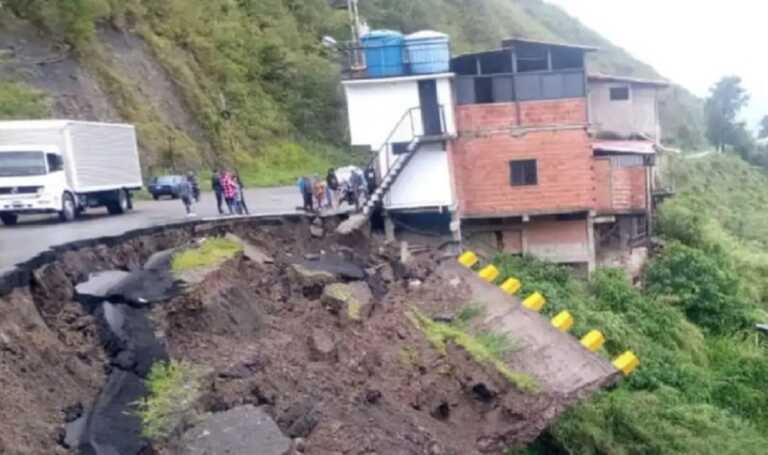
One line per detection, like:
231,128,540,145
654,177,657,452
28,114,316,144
360,105,447,210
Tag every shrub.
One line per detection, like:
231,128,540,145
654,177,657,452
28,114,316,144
134,360,206,442
646,242,752,334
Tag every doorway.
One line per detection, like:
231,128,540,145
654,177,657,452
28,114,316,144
418,79,442,136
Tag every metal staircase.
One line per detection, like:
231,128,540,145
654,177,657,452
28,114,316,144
361,136,421,216
336,106,447,235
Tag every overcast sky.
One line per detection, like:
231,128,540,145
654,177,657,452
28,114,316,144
546,0,766,128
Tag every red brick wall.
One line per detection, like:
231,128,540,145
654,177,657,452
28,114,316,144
527,219,588,245
456,98,588,133
612,167,647,211
453,128,595,216
594,159,648,213
594,159,613,212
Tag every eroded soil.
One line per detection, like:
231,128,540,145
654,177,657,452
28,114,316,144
0,217,616,454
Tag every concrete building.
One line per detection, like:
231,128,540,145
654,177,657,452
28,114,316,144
588,74,668,141
340,33,668,273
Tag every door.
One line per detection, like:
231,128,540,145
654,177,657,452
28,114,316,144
418,79,442,136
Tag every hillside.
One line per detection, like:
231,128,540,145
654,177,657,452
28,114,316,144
0,0,708,183
502,153,768,454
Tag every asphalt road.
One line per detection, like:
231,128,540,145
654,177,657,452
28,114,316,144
0,186,301,273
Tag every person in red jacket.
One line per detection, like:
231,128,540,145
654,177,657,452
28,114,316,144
220,171,241,215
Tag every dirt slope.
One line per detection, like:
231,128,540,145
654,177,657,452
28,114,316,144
0,217,619,454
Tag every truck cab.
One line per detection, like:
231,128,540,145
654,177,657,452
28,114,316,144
0,120,143,226
0,145,71,225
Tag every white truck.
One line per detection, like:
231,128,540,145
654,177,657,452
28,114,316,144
0,120,143,225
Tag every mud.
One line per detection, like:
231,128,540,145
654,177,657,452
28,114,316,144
0,215,617,454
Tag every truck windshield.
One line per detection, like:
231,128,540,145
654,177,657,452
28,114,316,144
0,151,47,177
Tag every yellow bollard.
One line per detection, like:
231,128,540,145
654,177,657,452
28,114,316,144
478,265,500,282
580,330,606,352
613,351,640,376
458,251,479,268
500,277,522,295
522,292,546,312
551,311,574,332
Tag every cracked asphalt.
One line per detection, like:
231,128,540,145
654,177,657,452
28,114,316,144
0,186,300,274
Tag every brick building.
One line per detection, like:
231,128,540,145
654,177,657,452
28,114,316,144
341,34,667,272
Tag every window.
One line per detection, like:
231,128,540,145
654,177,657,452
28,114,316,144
510,160,538,186
610,86,630,101
46,153,64,172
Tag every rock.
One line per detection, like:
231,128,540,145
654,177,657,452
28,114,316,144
294,256,366,281
75,271,131,305
400,241,412,264
181,405,291,455
62,403,84,423
449,277,462,288
409,279,422,289
321,282,373,322
336,213,368,235
293,438,307,453
310,225,325,238
289,264,337,287
432,312,455,324
307,329,338,362
278,400,319,439
225,233,275,264
364,389,382,404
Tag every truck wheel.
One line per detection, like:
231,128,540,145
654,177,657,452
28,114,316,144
0,213,18,226
107,189,129,215
59,193,76,222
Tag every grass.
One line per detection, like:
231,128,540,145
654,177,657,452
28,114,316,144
171,237,243,273
409,309,538,393
0,81,50,119
134,360,206,442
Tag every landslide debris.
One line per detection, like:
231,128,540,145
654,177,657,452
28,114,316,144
0,217,617,455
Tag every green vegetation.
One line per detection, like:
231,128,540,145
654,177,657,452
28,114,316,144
0,81,49,119
3,0,350,182
171,237,243,273
502,153,768,454
134,360,206,442
410,309,537,393
3,0,707,177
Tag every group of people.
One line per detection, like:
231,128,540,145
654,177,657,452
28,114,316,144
212,169,250,216
177,169,249,217
297,167,374,213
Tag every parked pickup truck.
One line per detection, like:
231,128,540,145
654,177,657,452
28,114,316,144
0,120,143,225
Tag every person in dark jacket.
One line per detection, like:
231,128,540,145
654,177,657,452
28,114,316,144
211,169,224,215
364,166,377,196
326,168,339,208
234,171,249,215
298,175,314,212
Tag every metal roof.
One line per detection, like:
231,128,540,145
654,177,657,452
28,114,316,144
593,140,657,155
589,73,670,87
501,37,598,52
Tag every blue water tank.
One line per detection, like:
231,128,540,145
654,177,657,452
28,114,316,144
361,30,405,78
405,31,450,75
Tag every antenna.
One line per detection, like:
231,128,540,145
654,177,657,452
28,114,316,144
348,0,366,70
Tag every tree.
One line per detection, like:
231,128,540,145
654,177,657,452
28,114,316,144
759,115,768,139
705,76,750,152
